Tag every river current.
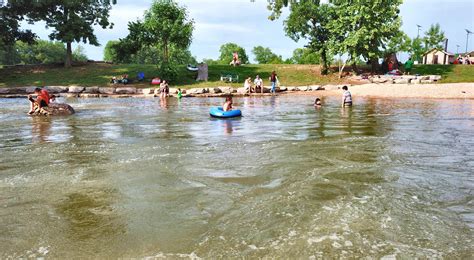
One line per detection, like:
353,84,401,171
0,96,472,258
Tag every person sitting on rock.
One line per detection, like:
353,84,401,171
223,96,233,111
28,88,50,115
244,77,253,93
254,75,263,93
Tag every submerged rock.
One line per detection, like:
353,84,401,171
31,103,75,116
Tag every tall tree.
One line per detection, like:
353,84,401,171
218,43,249,64
137,0,194,63
27,0,116,67
252,46,283,64
424,23,446,50
0,1,36,64
329,0,404,72
267,0,333,74
291,48,320,64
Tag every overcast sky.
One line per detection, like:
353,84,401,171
20,0,474,62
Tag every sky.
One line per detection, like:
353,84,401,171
19,0,474,62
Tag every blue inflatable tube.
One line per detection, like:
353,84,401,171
210,107,242,118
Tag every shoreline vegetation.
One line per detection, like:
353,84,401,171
0,63,473,99
1,63,474,88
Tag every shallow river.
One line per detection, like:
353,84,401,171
0,95,473,258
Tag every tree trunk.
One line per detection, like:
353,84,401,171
163,40,169,63
65,42,72,68
370,58,379,73
351,62,358,74
321,48,329,75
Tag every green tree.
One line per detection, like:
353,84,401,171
26,0,117,68
267,1,333,74
424,23,446,50
72,45,88,62
219,43,249,64
103,40,120,62
252,46,283,64
0,2,37,64
409,37,426,63
15,40,66,64
328,0,404,72
116,0,194,80
291,48,320,64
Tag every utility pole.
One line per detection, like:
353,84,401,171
417,25,422,38
457,45,460,54
466,29,473,53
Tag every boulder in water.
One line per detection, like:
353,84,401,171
31,103,75,116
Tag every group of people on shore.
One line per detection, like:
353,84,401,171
454,55,472,65
244,71,279,94
110,74,130,85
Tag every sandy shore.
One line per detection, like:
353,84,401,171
290,83,474,99
1,83,473,99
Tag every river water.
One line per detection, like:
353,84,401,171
0,96,472,258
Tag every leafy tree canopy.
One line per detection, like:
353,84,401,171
252,46,283,64
218,43,249,64
423,23,446,50
291,48,320,64
22,0,117,67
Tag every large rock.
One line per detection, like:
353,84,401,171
411,78,422,84
115,87,136,94
168,88,178,94
296,86,309,91
218,86,233,94
236,87,247,94
279,86,288,92
430,75,442,81
394,79,410,84
287,86,298,91
31,103,75,116
26,86,38,93
308,85,323,91
142,88,154,95
0,87,27,94
209,87,222,94
421,79,434,84
188,88,206,94
68,86,85,93
83,86,100,93
80,93,100,98
99,87,116,94
45,86,69,93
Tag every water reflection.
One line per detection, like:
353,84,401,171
31,116,52,143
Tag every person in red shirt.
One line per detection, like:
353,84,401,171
28,88,50,115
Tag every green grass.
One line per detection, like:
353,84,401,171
412,65,474,83
0,63,342,88
0,63,473,88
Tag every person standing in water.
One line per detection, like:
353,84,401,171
341,86,352,107
269,71,277,94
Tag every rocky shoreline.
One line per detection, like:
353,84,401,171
0,74,448,99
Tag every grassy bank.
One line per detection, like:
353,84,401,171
0,63,473,88
0,63,342,88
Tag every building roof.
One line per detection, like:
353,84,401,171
423,48,454,56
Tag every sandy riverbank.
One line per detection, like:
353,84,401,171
290,83,474,99
0,83,473,99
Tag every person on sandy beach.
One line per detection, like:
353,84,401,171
341,86,352,107
254,75,263,93
223,96,233,111
404,57,414,75
269,71,278,94
244,77,253,93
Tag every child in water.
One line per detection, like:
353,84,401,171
177,88,182,99
223,96,233,111
314,97,322,107
341,86,352,107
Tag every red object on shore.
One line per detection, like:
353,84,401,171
151,78,161,85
